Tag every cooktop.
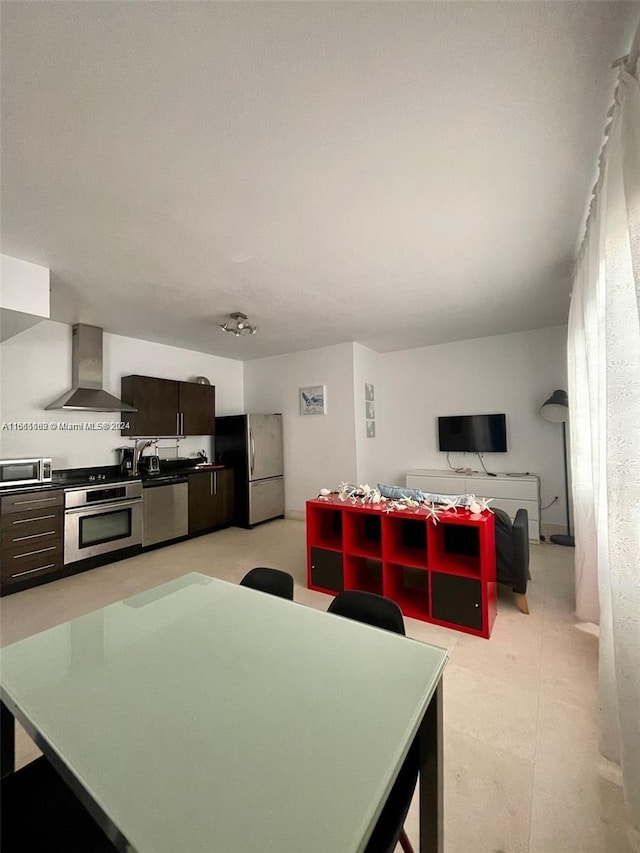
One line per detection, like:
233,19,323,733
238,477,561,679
53,466,125,487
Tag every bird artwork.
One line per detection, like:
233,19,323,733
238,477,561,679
300,386,325,414
302,391,321,407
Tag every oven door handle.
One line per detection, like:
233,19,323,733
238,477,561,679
65,498,143,515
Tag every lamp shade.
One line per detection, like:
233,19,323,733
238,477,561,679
540,389,569,423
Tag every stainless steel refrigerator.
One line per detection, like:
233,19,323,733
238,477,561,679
215,414,284,527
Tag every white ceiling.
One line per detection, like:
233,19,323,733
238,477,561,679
2,2,638,361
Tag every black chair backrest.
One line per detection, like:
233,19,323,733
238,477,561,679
327,590,406,635
239,567,294,600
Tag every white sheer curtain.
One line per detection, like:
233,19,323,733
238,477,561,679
567,24,640,837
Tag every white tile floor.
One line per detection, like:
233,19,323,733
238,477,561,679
0,519,633,852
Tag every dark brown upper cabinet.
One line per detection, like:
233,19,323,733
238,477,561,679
120,376,215,437
179,380,215,436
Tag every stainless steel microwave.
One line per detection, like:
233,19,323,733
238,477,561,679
0,457,53,488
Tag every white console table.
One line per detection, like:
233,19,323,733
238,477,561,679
405,469,540,543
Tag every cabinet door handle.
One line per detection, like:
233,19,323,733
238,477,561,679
12,564,56,578
13,530,56,542
12,497,58,506
12,514,56,524
13,545,57,559
176,412,180,435
210,472,218,495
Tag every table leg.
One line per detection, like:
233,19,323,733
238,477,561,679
419,679,443,853
1,699,16,778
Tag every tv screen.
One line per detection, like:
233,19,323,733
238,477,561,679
438,414,507,453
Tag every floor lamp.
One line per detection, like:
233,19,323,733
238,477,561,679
539,389,575,547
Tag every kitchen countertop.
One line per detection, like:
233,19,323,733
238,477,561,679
141,466,226,486
0,464,229,498
181,464,226,472
0,482,65,497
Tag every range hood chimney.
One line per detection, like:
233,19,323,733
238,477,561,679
45,324,137,412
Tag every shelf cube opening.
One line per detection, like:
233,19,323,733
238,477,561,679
443,524,479,557
344,556,383,595
308,508,343,549
402,566,428,592
384,516,428,568
430,522,482,577
385,563,429,620
344,512,382,557
401,520,426,550
364,515,381,544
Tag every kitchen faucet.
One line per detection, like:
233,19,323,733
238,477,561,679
133,439,154,476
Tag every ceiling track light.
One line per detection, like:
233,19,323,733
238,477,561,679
219,312,257,337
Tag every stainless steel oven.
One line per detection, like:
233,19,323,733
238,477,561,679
64,480,143,564
0,457,52,488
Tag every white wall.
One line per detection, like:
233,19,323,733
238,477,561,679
352,343,381,485
244,343,357,515
244,328,568,524
0,254,50,342
0,321,244,468
376,325,569,526
1,321,569,528
0,254,49,315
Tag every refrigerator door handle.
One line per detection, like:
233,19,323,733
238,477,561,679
250,431,255,477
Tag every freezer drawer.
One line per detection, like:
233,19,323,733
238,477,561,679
248,477,284,526
248,414,284,481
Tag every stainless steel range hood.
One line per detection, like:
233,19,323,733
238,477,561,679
45,324,137,412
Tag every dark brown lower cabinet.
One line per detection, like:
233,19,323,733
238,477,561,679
1,490,64,594
188,470,234,534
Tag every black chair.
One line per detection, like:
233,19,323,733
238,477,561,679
327,590,417,853
327,589,406,635
494,507,530,614
1,756,118,852
239,567,294,600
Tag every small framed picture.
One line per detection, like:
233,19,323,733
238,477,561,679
300,385,326,415
366,420,376,438
366,401,375,420
365,382,375,401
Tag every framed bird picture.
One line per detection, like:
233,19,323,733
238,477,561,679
300,385,326,415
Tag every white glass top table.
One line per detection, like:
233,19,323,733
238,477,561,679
0,573,447,853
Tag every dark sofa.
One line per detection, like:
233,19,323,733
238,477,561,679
494,507,530,614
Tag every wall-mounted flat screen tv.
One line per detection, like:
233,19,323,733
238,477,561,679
438,414,507,453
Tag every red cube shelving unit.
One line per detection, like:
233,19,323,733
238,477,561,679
307,496,497,638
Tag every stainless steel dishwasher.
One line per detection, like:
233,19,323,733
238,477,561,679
142,476,189,547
